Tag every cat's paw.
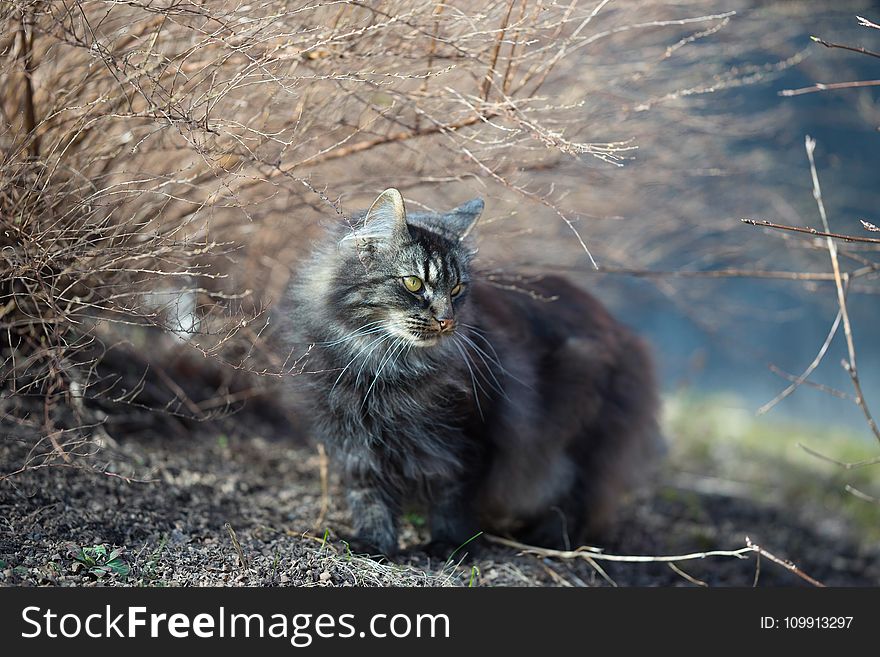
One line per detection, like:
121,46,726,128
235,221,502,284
419,538,481,564
338,534,397,561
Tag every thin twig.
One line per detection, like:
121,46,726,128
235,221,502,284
804,136,880,444
742,218,880,244
668,561,708,587
858,16,880,31
313,442,330,531
844,485,880,504
225,522,249,570
780,79,880,97
488,534,825,587
798,443,880,470
809,35,880,60
592,265,843,281
745,537,825,587
481,0,516,101
541,562,574,587
758,307,843,415
583,555,618,587
484,534,754,563
17,8,39,157
767,364,850,400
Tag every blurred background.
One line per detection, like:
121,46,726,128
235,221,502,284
552,0,880,431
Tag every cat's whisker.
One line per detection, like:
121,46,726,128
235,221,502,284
362,337,407,409
331,332,392,394
325,328,390,356
318,321,384,346
451,335,485,421
458,323,505,363
354,333,397,389
459,323,503,361
455,332,509,397
318,320,391,347
460,324,533,390
450,331,507,398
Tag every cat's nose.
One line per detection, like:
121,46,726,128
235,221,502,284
435,316,455,332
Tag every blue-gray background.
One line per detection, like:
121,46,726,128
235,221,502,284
489,1,880,432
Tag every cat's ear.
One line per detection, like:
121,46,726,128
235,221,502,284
447,198,483,240
362,188,408,240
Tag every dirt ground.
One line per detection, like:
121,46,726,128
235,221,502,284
2,394,878,588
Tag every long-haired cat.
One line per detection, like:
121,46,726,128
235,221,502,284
281,188,661,556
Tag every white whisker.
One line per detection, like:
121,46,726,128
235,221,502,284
460,323,533,389
318,320,390,347
331,332,392,394
362,338,407,408
451,335,485,421
456,332,508,397
354,333,397,389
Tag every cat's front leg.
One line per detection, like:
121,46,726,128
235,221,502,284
344,478,399,557
426,481,480,560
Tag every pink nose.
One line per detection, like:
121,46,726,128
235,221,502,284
436,317,455,332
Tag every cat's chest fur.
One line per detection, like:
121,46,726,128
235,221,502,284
304,335,482,486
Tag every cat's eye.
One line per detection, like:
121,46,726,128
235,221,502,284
451,283,464,296
402,276,423,293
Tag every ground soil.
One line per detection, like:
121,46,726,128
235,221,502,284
2,397,877,588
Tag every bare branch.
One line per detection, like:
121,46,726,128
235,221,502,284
742,218,880,245
779,78,880,97
809,35,880,60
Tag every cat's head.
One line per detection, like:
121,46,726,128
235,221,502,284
337,188,483,347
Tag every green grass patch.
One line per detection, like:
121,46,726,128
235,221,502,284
664,393,880,541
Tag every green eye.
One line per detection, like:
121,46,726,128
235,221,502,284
402,276,423,293
451,283,464,296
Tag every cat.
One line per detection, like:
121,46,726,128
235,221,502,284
280,188,661,557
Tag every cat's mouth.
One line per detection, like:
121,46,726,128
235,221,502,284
403,326,455,346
